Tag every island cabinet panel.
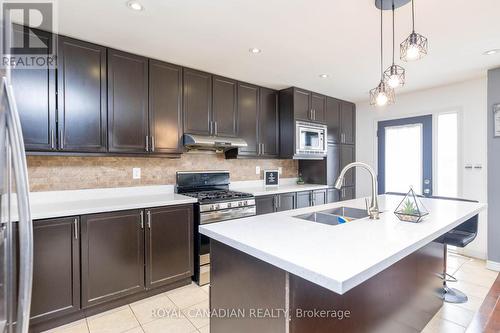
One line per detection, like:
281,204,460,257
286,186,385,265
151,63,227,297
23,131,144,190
256,195,276,215
108,49,149,153
296,191,312,209
30,217,80,323
340,101,356,145
326,97,341,143
258,87,280,158
341,186,355,201
312,189,327,206
340,144,355,187
10,26,56,151
277,192,296,212
237,82,259,156
183,68,212,136
148,60,183,154
311,92,326,123
212,76,238,137
327,187,339,203
57,36,107,152
145,205,194,289
81,210,145,308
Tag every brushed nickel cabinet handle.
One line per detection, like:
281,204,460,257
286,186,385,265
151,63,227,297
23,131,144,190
261,143,265,155
145,136,149,152
151,136,155,152
59,129,64,149
140,211,144,229
50,129,55,149
73,218,78,239
214,121,218,136
147,210,151,229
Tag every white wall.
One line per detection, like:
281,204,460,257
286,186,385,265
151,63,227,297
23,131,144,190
355,77,488,259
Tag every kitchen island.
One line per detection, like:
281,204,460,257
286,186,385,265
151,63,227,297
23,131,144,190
199,194,486,333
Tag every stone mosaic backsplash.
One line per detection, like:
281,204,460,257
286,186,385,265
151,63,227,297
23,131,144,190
27,153,298,192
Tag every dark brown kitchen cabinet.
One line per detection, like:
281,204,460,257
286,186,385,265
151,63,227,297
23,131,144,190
326,97,341,143
327,188,339,203
145,205,194,289
312,189,327,206
294,88,312,121
10,26,56,151
57,36,107,152
149,60,183,154
299,143,340,186
258,87,279,157
311,93,326,123
236,82,259,155
296,191,312,209
183,68,212,136
256,195,276,215
108,49,149,153
212,76,238,137
340,101,356,145
81,210,145,307
340,144,355,187
30,217,80,323
277,192,296,212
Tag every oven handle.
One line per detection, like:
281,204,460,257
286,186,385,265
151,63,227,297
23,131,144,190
200,206,256,224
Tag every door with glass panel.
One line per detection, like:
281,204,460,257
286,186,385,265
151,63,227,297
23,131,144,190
377,115,432,196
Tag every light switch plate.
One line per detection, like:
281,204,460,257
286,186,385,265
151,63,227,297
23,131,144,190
278,167,283,175
132,168,141,179
255,166,261,175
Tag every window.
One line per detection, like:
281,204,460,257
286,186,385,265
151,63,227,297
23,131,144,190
436,112,459,197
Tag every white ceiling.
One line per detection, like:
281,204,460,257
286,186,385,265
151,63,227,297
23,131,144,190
55,0,500,102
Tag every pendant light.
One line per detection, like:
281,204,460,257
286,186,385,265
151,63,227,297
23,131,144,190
384,3,405,88
400,0,428,61
370,0,395,107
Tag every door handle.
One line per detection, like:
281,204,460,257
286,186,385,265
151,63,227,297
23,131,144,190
50,129,55,149
261,143,264,155
145,136,149,152
59,129,64,149
214,121,218,136
210,121,214,136
140,211,144,229
313,109,316,120
147,210,151,229
74,218,78,239
151,136,155,152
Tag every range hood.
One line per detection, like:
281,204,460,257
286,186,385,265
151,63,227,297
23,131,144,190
183,134,247,152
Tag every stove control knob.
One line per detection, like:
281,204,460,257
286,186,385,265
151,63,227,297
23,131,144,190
243,200,248,206
214,204,220,210
238,201,243,207
227,202,232,208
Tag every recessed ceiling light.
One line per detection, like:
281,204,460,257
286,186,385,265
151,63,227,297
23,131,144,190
127,1,144,11
319,74,329,78
484,49,500,56
249,48,262,54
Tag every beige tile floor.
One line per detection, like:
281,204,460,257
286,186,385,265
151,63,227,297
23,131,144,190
43,253,498,333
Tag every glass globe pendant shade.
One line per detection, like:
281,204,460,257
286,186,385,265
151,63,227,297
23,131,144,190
370,80,395,107
400,31,428,61
384,64,406,88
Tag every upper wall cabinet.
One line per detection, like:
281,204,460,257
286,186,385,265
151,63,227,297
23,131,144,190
258,87,279,158
212,76,238,137
326,97,341,143
149,60,183,154
311,92,326,123
57,36,107,152
340,101,356,145
11,26,56,151
183,68,212,136
280,87,326,124
236,82,259,156
108,49,149,153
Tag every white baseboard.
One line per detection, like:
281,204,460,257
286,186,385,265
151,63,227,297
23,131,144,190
486,260,500,271
455,247,487,260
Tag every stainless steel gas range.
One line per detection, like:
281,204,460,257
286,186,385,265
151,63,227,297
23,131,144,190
175,171,256,285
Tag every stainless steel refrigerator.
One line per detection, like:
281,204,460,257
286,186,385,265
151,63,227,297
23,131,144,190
0,67,34,333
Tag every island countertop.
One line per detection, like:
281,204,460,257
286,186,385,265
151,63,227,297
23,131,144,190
199,194,486,295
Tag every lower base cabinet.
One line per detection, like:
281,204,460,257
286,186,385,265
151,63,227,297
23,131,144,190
256,192,296,215
296,190,327,209
146,205,193,289
31,217,80,323
340,186,355,201
327,188,339,203
81,210,145,308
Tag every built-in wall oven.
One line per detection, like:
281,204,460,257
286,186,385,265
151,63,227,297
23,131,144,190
175,171,256,286
295,121,327,158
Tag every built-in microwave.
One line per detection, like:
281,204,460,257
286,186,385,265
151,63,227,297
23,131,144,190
295,121,327,158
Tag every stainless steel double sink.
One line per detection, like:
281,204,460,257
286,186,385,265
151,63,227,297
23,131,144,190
294,206,369,226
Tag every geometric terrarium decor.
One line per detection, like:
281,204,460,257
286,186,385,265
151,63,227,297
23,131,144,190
394,188,429,223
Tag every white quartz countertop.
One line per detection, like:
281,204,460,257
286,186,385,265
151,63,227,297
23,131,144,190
230,178,328,196
199,195,486,295
7,185,197,222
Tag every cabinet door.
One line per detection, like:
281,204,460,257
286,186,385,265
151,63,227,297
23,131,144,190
326,97,341,143
296,191,312,208
259,87,279,157
326,144,340,186
57,36,107,152
256,195,276,215
146,205,193,289
212,76,237,137
237,82,259,156
312,189,327,206
293,88,311,121
149,60,183,154
340,101,355,145
277,192,295,212
10,26,56,151
108,49,149,153
183,68,212,135
81,210,145,307
30,217,80,323
327,188,339,203
341,186,355,200
311,93,326,123
340,145,355,187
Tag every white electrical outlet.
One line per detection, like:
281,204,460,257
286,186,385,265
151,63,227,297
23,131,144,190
278,167,283,175
132,168,141,179
255,166,261,175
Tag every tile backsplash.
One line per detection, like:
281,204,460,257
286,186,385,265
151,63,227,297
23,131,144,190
27,153,298,192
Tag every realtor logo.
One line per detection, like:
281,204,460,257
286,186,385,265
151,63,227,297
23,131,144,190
1,1,57,69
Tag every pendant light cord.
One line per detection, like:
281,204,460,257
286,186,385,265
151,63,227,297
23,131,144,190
380,0,383,80
412,0,415,32
392,2,395,64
